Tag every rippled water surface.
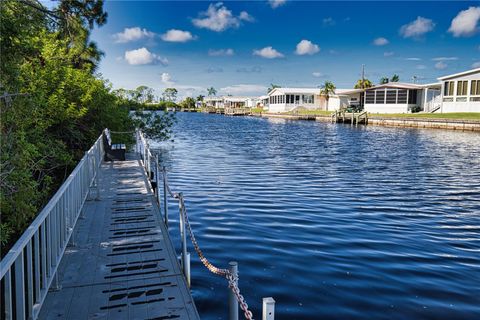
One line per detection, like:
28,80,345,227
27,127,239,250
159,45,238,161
153,113,480,319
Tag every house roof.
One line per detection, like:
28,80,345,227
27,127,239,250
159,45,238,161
268,87,360,96
366,82,425,90
438,68,480,81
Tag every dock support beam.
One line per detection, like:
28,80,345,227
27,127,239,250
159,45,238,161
163,166,169,228
229,261,239,320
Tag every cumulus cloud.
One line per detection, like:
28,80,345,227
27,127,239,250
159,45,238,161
432,57,458,61
253,46,284,59
269,0,287,9
472,61,480,68
161,72,175,85
161,29,195,42
405,57,422,61
295,40,320,55
448,6,480,37
384,51,394,57
400,16,435,38
322,17,335,26
192,3,254,32
113,27,155,43
208,48,235,56
124,48,168,65
219,84,268,95
435,61,447,70
373,37,389,46
312,72,325,78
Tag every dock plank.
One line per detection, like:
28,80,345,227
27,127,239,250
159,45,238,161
39,157,200,320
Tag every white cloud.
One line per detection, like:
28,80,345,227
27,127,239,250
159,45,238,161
472,61,480,68
124,48,168,65
432,57,458,61
435,61,447,70
253,46,284,59
312,72,324,77
416,65,427,70
269,0,287,9
448,6,480,37
206,67,223,73
373,37,389,46
405,57,422,61
161,29,195,42
384,51,394,57
219,84,267,95
295,39,320,55
208,48,235,56
400,16,435,38
323,17,335,26
113,27,155,43
237,66,262,73
161,72,175,85
239,11,254,22
192,3,253,32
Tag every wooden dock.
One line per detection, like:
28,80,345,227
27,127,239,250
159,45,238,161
331,110,368,125
38,156,199,320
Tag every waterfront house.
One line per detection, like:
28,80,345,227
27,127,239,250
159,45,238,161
267,87,363,113
438,68,480,113
204,96,225,109
362,82,442,114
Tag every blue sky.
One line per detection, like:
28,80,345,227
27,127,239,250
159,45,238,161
81,1,480,98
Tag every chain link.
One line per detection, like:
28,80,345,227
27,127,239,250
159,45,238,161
162,168,254,320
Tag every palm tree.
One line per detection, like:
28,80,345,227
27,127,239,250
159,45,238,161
196,95,205,102
319,81,336,111
380,77,389,84
207,87,217,96
354,78,373,89
390,74,400,82
267,83,281,94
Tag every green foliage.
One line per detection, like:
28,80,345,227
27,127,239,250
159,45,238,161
354,78,374,89
380,77,389,84
132,110,176,141
180,97,196,109
0,0,136,253
162,88,178,102
207,87,217,96
391,74,400,82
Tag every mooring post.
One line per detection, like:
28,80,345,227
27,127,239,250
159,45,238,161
262,297,275,320
229,261,239,320
185,252,191,288
155,155,161,205
163,166,169,227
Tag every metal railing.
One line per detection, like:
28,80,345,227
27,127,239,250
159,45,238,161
135,129,276,320
0,130,105,320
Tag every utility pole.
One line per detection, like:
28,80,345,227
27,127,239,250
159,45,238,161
361,64,365,88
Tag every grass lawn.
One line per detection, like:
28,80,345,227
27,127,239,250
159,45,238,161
368,112,480,121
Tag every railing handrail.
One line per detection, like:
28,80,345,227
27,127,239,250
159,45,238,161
1,129,105,320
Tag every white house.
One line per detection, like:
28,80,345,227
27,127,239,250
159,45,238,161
267,88,362,113
204,96,225,109
438,68,480,113
362,82,441,114
205,96,258,109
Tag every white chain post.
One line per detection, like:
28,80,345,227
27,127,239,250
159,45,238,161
229,262,239,320
262,297,275,320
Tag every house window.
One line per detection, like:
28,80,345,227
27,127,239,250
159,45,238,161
386,90,397,104
286,95,290,104
295,95,300,103
408,90,417,104
365,90,375,104
397,90,407,103
375,90,385,104
470,80,480,95
457,81,468,96
444,81,454,96
302,95,313,104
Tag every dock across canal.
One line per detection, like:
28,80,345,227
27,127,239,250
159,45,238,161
38,155,200,320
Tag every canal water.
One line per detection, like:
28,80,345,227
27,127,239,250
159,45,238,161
154,112,480,320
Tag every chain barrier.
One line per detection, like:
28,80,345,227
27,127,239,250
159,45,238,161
162,169,254,320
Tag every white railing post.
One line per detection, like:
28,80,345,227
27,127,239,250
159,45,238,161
262,297,275,320
229,261,239,320
163,166,169,227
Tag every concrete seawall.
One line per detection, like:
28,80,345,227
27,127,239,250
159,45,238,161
254,113,480,132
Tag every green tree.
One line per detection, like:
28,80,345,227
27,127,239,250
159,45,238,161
354,78,374,89
319,81,336,111
391,74,400,82
267,83,281,94
181,97,196,109
380,77,389,84
162,88,178,102
207,87,217,96
196,94,205,102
